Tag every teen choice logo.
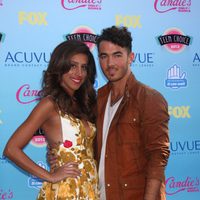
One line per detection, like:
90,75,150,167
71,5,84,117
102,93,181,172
157,28,191,53
64,26,99,51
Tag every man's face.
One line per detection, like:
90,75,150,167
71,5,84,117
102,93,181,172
98,41,134,82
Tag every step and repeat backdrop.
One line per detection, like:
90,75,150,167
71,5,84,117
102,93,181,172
0,0,200,199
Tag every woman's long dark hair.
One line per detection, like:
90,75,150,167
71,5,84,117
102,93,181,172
42,40,97,123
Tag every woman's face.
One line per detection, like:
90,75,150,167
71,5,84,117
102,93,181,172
60,53,88,96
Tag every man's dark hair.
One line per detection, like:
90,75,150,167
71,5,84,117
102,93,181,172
96,26,132,53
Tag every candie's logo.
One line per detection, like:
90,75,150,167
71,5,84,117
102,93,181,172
166,176,200,195
157,28,191,53
61,0,102,10
16,84,42,104
154,0,191,13
64,26,98,51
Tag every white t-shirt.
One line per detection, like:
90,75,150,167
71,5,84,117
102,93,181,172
99,92,123,200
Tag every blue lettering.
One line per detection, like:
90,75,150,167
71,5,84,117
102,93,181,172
195,140,200,150
193,53,200,63
15,52,23,63
34,52,42,63
5,52,15,62
170,142,178,151
44,52,50,63
170,140,200,152
24,52,33,63
147,53,153,63
187,141,194,151
134,53,154,63
5,52,50,64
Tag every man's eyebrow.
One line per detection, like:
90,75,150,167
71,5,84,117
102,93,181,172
99,51,123,56
113,51,123,54
98,52,107,56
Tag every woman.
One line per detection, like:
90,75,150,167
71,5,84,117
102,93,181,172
3,40,99,199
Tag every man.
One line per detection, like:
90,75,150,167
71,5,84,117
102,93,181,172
95,26,170,200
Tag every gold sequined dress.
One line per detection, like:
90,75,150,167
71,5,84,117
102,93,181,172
37,114,99,200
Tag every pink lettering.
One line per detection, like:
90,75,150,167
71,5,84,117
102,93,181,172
32,136,46,144
61,0,87,10
0,189,13,199
154,0,177,13
166,176,200,195
154,0,191,13
31,135,46,146
16,84,42,104
61,0,102,10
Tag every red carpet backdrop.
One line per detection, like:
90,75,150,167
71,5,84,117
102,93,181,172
0,0,200,199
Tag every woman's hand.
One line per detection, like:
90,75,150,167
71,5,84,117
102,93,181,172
46,147,58,171
50,162,81,183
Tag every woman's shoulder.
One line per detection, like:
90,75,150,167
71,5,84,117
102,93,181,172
38,96,59,112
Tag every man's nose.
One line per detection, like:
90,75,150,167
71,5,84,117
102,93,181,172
107,56,114,66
